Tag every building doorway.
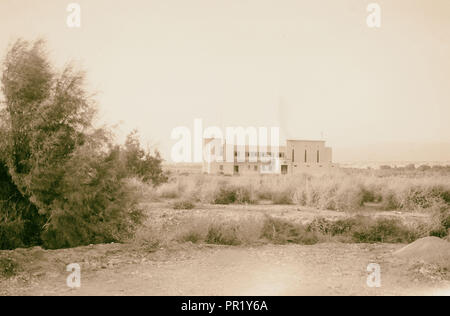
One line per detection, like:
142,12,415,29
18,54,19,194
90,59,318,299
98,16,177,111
234,165,239,175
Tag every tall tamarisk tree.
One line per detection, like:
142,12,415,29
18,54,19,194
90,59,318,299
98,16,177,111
0,39,146,249
1,39,94,213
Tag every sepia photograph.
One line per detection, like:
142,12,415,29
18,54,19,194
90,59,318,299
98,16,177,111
0,0,449,302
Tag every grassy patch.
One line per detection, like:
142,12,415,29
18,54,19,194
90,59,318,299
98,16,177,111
205,224,242,246
213,187,237,205
175,214,428,247
260,217,319,244
180,231,204,244
159,172,450,212
307,216,419,243
173,200,195,210
0,257,20,279
213,186,256,205
429,205,450,238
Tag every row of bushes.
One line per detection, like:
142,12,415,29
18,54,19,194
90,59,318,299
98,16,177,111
157,173,450,211
177,213,448,246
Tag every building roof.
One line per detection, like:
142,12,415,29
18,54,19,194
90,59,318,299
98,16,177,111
286,139,325,143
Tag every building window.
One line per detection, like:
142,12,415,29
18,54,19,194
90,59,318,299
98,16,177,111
304,150,307,163
254,165,258,171
292,149,295,162
219,165,223,171
317,150,320,163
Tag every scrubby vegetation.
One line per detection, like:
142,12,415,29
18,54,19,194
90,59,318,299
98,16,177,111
309,216,419,243
174,214,425,246
0,257,20,279
156,172,450,214
0,39,165,250
261,217,319,245
173,200,195,210
429,206,450,238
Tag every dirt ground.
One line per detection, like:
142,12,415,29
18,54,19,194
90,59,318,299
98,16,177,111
1,203,448,296
1,242,449,296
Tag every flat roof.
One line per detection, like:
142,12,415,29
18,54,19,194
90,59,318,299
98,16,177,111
286,139,325,142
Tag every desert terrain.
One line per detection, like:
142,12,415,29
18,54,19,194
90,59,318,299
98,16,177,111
1,198,450,296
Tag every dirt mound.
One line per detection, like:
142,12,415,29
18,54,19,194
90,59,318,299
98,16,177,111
393,237,450,264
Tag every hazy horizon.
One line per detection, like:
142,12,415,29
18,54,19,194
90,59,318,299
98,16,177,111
1,0,449,162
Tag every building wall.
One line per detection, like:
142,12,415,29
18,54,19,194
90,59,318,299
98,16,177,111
203,139,334,175
286,140,330,164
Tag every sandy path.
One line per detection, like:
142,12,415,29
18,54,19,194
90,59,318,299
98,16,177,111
2,243,449,296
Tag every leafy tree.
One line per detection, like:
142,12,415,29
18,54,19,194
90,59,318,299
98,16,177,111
1,39,93,215
0,39,145,249
41,135,145,249
123,130,167,185
0,160,43,249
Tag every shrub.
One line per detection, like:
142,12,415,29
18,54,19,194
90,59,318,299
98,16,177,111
380,189,401,210
160,171,450,212
0,257,20,278
0,161,43,249
271,190,294,205
260,217,319,245
351,218,417,243
307,217,357,236
0,39,147,249
418,165,431,171
213,186,237,204
122,130,167,186
361,186,381,204
173,214,427,247
334,184,365,211
205,224,242,245
40,144,145,249
429,205,450,238
307,216,420,243
179,230,204,243
0,221,25,250
173,200,195,210
235,186,257,204
329,218,359,236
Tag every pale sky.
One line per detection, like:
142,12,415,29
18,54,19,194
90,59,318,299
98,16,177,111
1,0,449,162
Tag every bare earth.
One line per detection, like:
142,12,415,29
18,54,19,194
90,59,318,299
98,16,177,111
1,203,449,296
2,242,450,296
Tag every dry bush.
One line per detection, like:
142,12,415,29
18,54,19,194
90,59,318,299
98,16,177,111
260,217,320,245
428,204,450,238
0,257,20,279
173,200,195,210
157,179,185,199
152,211,438,247
177,216,264,245
161,171,450,212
